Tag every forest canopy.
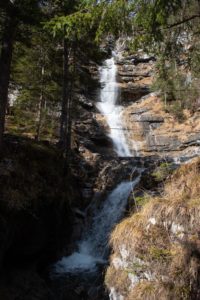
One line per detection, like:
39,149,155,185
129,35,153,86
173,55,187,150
0,0,200,151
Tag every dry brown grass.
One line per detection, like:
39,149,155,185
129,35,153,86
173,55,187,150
105,266,131,297
122,94,200,154
106,158,200,299
127,280,190,300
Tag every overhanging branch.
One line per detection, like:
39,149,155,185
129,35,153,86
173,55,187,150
166,14,200,29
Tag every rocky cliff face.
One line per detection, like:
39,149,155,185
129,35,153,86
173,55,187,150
101,49,200,300
71,46,200,246
122,94,200,159
76,48,200,165
115,52,200,161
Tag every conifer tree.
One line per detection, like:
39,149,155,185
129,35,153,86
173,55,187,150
0,0,42,150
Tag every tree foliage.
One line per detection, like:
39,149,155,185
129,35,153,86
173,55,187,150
10,28,62,140
126,0,200,116
46,0,133,42
1,0,200,146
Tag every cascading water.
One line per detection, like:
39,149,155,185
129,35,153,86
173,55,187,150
53,54,139,277
97,55,131,157
54,177,140,274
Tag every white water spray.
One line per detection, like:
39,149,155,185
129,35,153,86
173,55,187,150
55,177,140,274
97,56,131,157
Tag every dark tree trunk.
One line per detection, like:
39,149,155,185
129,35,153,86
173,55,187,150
0,14,17,150
59,38,70,154
35,66,45,141
65,82,72,163
65,44,76,163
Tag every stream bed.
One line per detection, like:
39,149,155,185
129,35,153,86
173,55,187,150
50,54,138,300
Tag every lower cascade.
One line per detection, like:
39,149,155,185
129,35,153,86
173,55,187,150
54,178,140,274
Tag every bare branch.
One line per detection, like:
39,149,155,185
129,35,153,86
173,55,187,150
166,14,200,29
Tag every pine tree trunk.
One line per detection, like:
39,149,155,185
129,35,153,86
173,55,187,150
59,38,70,153
35,95,43,141
0,14,17,150
35,66,45,141
65,86,72,162
65,45,76,163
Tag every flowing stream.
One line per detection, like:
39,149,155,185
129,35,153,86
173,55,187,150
97,55,131,157
55,178,140,274
53,55,138,277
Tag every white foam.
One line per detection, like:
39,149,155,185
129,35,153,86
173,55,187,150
54,178,141,274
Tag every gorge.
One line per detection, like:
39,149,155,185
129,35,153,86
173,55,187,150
51,53,141,299
49,48,200,299
1,44,200,300
1,1,200,298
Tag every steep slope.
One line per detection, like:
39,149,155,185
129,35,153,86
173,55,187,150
106,158,200,300
114,49,200,161
0,136,81,299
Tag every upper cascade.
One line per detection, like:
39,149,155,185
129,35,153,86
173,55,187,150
97,54,131,157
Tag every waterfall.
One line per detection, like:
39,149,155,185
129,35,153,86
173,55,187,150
54,177,140,274
97,55,131,157
53,55,140,276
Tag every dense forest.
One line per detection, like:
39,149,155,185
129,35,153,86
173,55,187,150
1,0,200,150
0,1,200,300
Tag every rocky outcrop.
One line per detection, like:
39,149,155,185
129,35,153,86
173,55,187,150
122,94,200,161
111,51,200,161
106,158,200,300
101,48,200,300
116,55,155,104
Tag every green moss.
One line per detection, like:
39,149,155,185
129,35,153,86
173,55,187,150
135,194,150,207
167,102,186,122
125,261,147,276
152,162,172,182
149,246,171,262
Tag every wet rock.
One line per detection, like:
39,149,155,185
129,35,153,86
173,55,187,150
74,108,115,156
82,187,93,199
78,94,94,110
90,133,113,148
